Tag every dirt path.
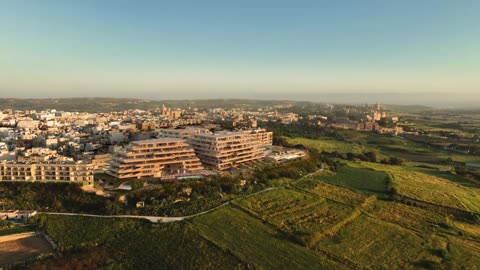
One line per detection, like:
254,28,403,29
0,233,53,267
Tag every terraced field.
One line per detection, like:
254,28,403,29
315,215,446,270
295,178,368,206
191,206,346,270
305,165,391,197
369,200,447,233
234,188,354,235
359,162,480,212
442,237,480,269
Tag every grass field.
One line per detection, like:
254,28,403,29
369,200,448,233
358,162,480,212
443,237,480,269
315,214,446,270
191,206,347,270
234,188,354,237
39,215,247,270
296,180,368,206
286,137,371,154
289,133,480,164
301,165,391,198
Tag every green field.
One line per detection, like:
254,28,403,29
296,179,368,206
288,133,480,164
286,137,370,154
302,165,391,198
315,214,446,270
358,162,480,212
191,206,346,270
36,215,246,270
371,200,446,231
234,188,354,236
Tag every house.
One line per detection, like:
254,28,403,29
16,210,37,220
0,210,37,220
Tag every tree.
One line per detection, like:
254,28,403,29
364,151,377,162
388,157,403,165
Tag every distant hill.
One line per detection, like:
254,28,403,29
0,98,305,112
0,98,155,112
0,97,440,113
384,104,432,113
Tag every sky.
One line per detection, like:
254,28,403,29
0,1,479,105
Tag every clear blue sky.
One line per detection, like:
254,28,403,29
1,0,479,101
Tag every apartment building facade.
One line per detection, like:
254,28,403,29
157,127,210,140
188,132,264,170
106,138,203,179
0,161,94,184
242,128,273,146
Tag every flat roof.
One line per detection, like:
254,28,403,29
161,127,208,132
194,131,244,138
131,138,185,144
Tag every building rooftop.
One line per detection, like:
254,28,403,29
131,138,185,144
161,127,207,132
194,131,244,138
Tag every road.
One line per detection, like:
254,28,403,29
41,164,325,223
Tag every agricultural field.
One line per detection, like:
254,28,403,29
234,188,354,236
295,180,368,206
314,214,447,270
453,221,480,239
369,200,449,233
441,237,480,269
286,137,372,155
358,162,480,212
34,215,247,270
290,131,480,164
191,206,346,270
303,165,391,198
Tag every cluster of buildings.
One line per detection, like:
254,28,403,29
0,161,94,183
0,101,411,184
107,128,273,178
0,105,276,182
322,103,403,135
208,106,299,127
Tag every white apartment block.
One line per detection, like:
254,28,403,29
0,161,94,184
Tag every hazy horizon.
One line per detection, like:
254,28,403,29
0,92,478,109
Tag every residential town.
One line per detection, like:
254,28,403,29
0,102,406,183
0,101,470,184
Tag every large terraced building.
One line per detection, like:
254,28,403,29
188,131,264,170
106,138,203,179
